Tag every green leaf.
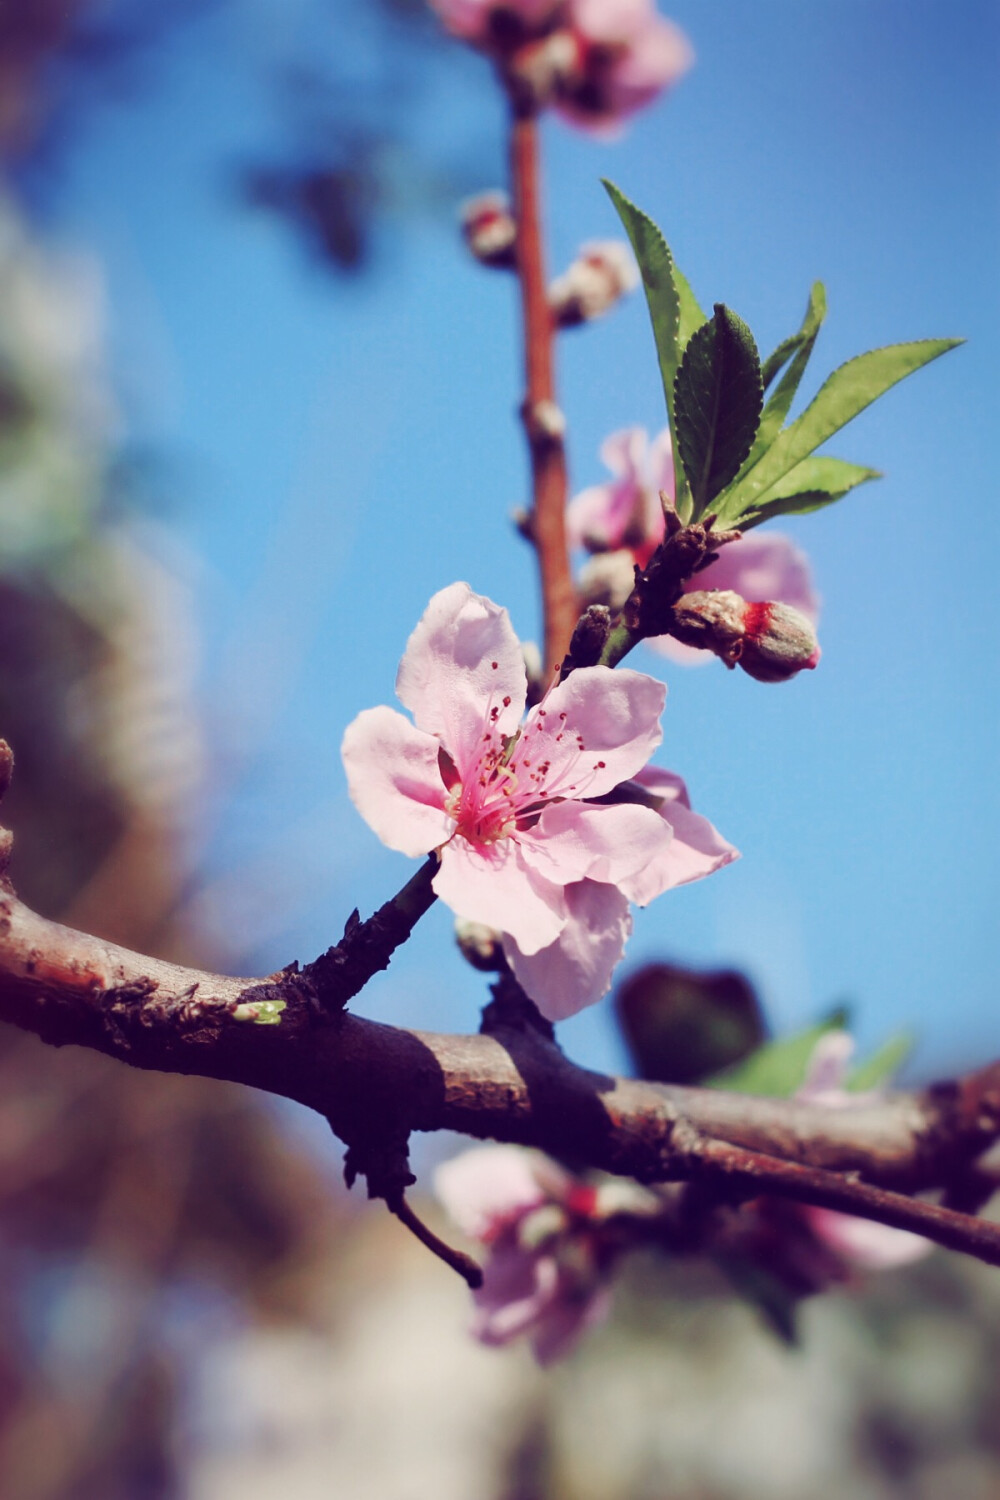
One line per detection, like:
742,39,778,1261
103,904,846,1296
674,304,763,519
847,1032,913,1093
718,338,963,521
734,456,881,528
708,1008,849,1098
741,282,826,475
602,180,705,516
760,282,827,391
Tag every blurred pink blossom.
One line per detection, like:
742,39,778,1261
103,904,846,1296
342,582,735,1020
568,425,820,665
796,1032,931,1271
557,0,693,130
428,0,562,47
428,0,691,128
435,1144,639,1363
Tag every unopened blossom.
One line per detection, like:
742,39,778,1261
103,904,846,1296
435,1143,655,1362
549,240,639,327
568,425,820,665
342,582,735,1020
670,590,821,683
556,0,693,130
796,1032,930,1271
461,190,518,268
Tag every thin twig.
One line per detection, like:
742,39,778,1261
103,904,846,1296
694,1136,1000,1268
509,104,576,676
388,1191,484,1288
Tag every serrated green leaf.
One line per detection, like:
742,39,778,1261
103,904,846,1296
719,338,963,520
739,283,826,479
674,304,763,519
708,1008,849,1098
602,181,705,517
760,282,827,391
734,456,881,528
847,1032,913,1092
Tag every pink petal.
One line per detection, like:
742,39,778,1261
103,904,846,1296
530,1283,613,1365
566,481,621,552
689,532,819,621
341,706,452,857
472,1248,561,1346
598,425,647,479
395,583,526,768
427,0,492,40
805,1208,931,1271
433,836,566,955
646,425,676,502
503,879,632,1021
518,800,673,890
796,1030,855,1104
433,1145,554,1241
625,765,739,902
525,666,665,799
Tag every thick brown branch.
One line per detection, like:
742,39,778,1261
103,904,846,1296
0,880,998,1271
509,105,576,676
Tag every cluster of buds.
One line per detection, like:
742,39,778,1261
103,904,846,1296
429,0,692,129
669,590,821,683
434,1144,658,1363
548,240,639,326
566,427,823,676
461,195,639,331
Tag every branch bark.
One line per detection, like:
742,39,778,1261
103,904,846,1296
1,871,998,1266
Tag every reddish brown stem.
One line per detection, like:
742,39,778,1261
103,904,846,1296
509,106,577,676
695,1137,1000,1267
388,1191,484,1289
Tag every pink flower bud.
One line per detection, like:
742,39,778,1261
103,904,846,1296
460,191,517,268
549,240,639,327
668,591,821,683
738,601,821,683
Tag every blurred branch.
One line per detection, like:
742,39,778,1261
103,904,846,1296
509,106,576,677
1,744,998,1271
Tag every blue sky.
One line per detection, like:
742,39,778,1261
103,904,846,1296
48,0,998,1081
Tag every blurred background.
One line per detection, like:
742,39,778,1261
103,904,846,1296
0,0,996,1495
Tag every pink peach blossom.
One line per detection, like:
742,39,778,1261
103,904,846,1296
566,425,672,567
428,0,562,47
435,1144,638,1362
796,1032,930,1271
557,0,693,129
342,583,735,1020
568,425,820,665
